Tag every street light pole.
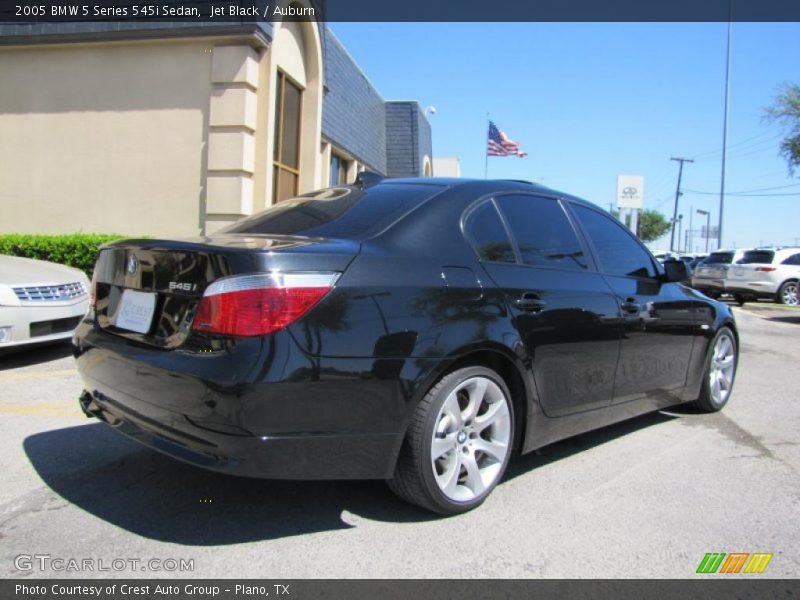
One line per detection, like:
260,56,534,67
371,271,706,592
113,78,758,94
697,209,711,253
670,157,694,252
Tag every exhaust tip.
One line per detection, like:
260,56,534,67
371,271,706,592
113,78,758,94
79,390,102,419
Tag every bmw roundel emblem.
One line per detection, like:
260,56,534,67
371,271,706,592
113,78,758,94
127,255,139,275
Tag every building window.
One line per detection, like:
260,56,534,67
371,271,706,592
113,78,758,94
330,154,349,186
273,70,303,203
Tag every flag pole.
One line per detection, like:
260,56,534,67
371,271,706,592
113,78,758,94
484,112,489,179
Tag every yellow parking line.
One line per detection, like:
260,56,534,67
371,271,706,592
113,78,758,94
0,368,78,382
0,401,82,417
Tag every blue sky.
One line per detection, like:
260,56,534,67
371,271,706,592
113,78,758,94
329,22,800,251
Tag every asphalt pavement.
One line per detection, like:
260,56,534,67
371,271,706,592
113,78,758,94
1,305,798,578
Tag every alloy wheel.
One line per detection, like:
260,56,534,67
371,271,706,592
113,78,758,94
781,283,798,306
708,333,736,405
430,376,511,502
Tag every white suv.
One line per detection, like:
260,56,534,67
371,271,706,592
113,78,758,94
726,247,800,306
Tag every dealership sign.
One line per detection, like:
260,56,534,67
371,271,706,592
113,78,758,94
616,175,644,209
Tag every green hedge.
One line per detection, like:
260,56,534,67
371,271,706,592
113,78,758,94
0,234,127,277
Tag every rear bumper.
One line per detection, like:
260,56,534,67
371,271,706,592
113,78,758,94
690,278,725,294
725,284,778,299
73,321,411,480
78,389,398,479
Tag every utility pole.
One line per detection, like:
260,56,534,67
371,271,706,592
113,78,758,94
718,15,733,249
670,157,694,252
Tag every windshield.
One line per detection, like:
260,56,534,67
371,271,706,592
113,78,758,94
222,183,445,240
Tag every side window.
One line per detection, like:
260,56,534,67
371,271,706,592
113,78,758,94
463,201,516,263
570,204,656,278
495,195,587,270
781,253,800,265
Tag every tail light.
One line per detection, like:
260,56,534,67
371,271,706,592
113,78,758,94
755,266,777,272
191,272,340,337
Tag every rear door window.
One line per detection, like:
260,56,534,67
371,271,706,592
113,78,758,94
570,204,656,278
463,200,516,263
782,253,800,265
494,195,588,271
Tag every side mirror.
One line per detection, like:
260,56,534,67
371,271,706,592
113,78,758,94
663,259,688,283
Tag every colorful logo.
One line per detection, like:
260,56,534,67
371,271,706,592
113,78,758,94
696,552,773,574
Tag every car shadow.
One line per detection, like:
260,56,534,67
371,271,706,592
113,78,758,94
24,410,680,545
505,410,677,479
765,315,800,325
0,341,73,370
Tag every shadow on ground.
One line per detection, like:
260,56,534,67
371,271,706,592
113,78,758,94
0,341,73,370
24,410,679,545
765,315,800,325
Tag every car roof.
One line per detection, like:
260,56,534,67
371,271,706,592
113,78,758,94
381,177,599,209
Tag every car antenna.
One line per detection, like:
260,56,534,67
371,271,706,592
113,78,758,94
355,171,384,188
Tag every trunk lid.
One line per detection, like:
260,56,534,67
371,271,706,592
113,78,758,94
93,235,359,349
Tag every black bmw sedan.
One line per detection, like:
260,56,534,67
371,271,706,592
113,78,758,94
74,177,738,514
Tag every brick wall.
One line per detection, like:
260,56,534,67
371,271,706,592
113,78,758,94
321,29,387,173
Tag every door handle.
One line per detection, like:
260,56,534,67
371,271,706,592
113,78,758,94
515,293,547,312
620,298,641,314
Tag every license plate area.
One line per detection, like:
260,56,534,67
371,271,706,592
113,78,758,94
114,289,157,334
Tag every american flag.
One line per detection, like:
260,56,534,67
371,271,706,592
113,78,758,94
487,121,528,158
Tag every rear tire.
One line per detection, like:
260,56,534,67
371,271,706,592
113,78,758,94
777,281,798,306
388,366,515,515
690,327,737,413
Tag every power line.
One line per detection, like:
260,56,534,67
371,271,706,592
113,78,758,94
684,190,800,197
684,183,800,194
692,131,783,161
691,129,781,159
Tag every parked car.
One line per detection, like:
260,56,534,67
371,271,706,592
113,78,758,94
725,247,800,306
690,249,748,299
0,255,90,350
653,251,678,263
73,178,739,514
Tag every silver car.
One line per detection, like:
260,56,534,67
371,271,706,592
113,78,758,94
0,255,90,349
690,249,749,299
726,247,800,306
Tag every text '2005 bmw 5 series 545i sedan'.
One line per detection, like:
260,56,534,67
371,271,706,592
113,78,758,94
73,177,739,514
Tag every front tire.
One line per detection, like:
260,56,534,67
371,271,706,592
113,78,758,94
691,327,737,413
388,366,514,515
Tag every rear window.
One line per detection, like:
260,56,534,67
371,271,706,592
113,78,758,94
739,250,775,264
704,252,734,265
222,183,445,239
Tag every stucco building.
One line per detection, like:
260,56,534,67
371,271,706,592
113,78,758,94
0,15,433,237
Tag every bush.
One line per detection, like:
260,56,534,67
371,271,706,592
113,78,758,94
0,234,127,277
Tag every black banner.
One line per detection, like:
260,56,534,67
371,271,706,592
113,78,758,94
3,580,800,600
1,0,800,23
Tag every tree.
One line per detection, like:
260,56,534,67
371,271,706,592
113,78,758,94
611,208,672,243
764,83,800,175
637,209,672,243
